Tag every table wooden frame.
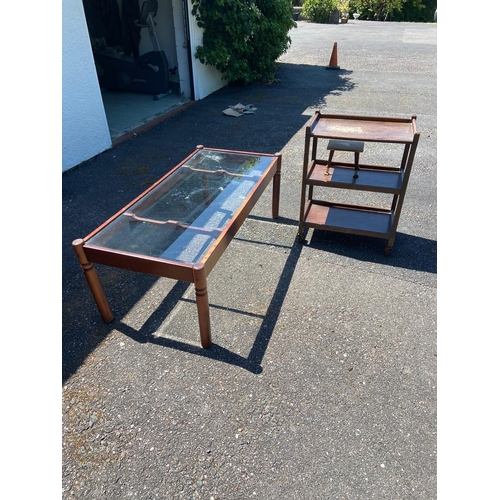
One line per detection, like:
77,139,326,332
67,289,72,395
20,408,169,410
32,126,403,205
72,146,282,348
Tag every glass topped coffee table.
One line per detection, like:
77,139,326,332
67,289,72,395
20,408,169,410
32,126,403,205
73,146,282,348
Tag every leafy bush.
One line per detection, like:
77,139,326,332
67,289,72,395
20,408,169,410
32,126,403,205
390,0,437,22
302,0,339,23
349,0,436,21
191,0,296,84
349,0,402,20
338,0,350,14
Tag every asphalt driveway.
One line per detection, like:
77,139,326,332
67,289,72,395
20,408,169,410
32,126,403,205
62,20,437,499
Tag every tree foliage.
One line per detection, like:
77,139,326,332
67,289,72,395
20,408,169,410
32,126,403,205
302,0,339,23
191,0,296,84
349,0,403,20
350,0,436,21
390,0,436,22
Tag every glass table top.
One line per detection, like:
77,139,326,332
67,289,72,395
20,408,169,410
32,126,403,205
86,149,275,264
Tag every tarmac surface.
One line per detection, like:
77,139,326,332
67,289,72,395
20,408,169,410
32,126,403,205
62,20,437,499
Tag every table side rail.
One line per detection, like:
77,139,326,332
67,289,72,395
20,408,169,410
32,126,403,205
198,147,278,158
82,245,196,282
202,158,279,276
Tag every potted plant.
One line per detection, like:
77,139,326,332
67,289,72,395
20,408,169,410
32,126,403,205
339,0,350,22
292,0,303,21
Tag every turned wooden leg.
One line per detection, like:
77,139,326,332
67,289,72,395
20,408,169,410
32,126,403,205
272,153,282,219
193,263,212,348
72,239,114,323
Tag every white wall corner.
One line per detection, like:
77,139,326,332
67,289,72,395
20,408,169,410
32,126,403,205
187,0,227,100
62,0,111,171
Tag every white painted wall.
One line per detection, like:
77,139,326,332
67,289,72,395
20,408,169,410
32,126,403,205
62,0,111,172
188,0,226,100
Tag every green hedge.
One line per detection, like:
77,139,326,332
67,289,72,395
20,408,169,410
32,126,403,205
301,0,339,23
191,0,296,84
349,0,437,22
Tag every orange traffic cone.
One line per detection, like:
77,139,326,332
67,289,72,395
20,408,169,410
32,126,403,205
326,42,340,70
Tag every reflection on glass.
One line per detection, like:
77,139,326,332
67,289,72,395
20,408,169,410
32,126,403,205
87,150,274,263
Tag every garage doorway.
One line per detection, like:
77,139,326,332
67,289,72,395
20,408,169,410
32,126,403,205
82,0,194,143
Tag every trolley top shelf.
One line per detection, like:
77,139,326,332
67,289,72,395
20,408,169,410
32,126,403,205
307,111,418,144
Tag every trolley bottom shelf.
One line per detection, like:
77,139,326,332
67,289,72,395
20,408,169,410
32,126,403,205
300,200,395,240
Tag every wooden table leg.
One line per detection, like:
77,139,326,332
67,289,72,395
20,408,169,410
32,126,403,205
72,239,114,323
272,152,282,219
192,263,212,348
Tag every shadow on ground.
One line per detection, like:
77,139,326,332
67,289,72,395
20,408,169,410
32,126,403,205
305,229,437,274
106,236,304,374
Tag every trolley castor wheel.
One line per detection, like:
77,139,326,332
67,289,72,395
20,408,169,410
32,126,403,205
383,245,392,256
